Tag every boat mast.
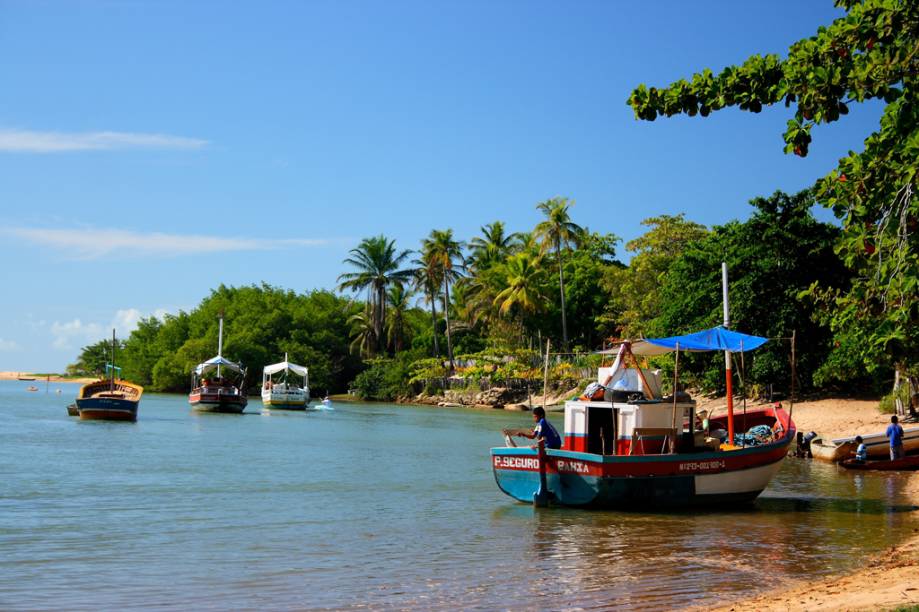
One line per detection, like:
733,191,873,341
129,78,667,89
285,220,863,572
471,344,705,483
217,315,224,378
722,262,735,444
111,328,116,392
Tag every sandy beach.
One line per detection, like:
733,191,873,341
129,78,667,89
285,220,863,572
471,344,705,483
694,395,919,611
0,371,94,384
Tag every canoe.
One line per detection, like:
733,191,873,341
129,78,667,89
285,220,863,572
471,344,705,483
840,455,919,471
810,425,919,462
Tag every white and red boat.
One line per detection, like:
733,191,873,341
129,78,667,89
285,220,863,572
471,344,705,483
492,264,796,509
188,316,247,414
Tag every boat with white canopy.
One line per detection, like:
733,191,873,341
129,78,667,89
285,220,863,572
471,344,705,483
188,316,248,413
262,354,309,410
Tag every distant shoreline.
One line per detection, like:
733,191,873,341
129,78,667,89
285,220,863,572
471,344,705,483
0,371,94,384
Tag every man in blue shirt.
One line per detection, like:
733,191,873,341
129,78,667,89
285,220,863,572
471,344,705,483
886,415,905,460
504,407,562,449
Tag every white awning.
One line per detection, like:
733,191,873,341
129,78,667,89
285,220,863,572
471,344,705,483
596,340,674,357
195,355,244,375
263,361,308,377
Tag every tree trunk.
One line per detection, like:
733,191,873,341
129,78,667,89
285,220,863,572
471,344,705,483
556,236,569,350
443,275,455,372
428,281,440,357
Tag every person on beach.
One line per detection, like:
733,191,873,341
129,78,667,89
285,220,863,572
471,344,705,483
886,415,905,460
504,407,562,449
854,436,868,462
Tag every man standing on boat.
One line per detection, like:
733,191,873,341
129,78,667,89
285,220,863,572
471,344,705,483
504,407,562,450
887,415,905,460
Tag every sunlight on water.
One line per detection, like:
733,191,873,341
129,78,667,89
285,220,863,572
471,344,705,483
0,380,915,610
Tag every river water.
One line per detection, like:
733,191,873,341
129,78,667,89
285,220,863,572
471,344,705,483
1,379,916,610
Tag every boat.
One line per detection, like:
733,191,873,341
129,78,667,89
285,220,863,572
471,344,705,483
66,403,79,416
261,355,309,410
75,330,143,421
321,396,332,409
491,264,796,509
26,386,38,392
188,316,247,413
840,455,919,471
810,426,919,462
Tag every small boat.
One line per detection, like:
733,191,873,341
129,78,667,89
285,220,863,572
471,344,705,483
262,355,309,410
810,426,919,462
188,316,247,413
841,455,919,471
321,396,332,408
26,386,38,392
76,330,143,422
67,403,79,416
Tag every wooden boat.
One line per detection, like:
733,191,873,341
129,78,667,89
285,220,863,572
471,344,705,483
841,455,919,471
189,316,247,413
76,330,143,421
26,386,38,392
493,336,794,508
67,403,79,416
810,426,919,462
261,355,309,410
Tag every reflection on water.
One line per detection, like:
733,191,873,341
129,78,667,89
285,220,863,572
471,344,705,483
0,380,915,611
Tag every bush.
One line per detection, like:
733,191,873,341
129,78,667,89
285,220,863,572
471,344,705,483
879,385,910,415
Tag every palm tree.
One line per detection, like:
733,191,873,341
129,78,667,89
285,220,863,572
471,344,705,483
493,252,548,317
337,235,412,355
385,283,413,353
533,197,584,349
422,229,464,371
412,252,442,358
469,221,517,270
347,306,377,358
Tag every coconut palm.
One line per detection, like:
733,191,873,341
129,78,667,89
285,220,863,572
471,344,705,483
493,252,548,318
533,197,584,349
385,283,413,353
337,235,412,355
469,221,517,271
412,252,442,358
347,306,377,358
422,229,465,371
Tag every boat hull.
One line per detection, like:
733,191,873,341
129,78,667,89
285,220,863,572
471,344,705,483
492,436,792,508
261,390,308,410
811,426,919,462
841,455,919,471
189,392,247,413
76,397,138,422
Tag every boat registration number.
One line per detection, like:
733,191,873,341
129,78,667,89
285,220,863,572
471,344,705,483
679,460,726,472
493,456,540,470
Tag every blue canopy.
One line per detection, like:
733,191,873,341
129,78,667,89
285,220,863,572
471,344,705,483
640,326,768,353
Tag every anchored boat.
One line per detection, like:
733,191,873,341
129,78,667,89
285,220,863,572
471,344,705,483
262,355,309,410
189,316,248,413
76,330,143,421
492,263,795,509
811,426,919,462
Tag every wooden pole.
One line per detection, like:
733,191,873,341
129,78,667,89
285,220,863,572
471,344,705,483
788,330,796,429
670,342,680,453
542,339,551,411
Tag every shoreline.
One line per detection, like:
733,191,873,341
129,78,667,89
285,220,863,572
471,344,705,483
0,371,94,384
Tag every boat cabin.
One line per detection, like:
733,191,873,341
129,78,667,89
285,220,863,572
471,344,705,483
564,367,699,455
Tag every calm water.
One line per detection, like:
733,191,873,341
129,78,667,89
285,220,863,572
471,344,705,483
1,379,916,611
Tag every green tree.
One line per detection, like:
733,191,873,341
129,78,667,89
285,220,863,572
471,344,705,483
614,215,709,338
469,221,517,271
422,229,465,371
348,305,378,359
385,283,413,352
627,0,919,381
337,235,413,355
412,251,442,358
493,252,549,334
534,197,584,350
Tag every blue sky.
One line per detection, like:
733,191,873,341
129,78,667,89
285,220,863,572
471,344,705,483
0,1,884,372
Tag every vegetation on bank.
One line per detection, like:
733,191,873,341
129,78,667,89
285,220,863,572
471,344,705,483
68,1,917,402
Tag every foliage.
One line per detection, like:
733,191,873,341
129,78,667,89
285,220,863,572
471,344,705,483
67,338,125,377
628,0,919,381
652,191,850,393
878,383,911,414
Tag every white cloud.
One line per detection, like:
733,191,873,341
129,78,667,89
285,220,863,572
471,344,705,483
0,128,207,153
50,307,168,351
0,338,18,351
4,227,335,260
